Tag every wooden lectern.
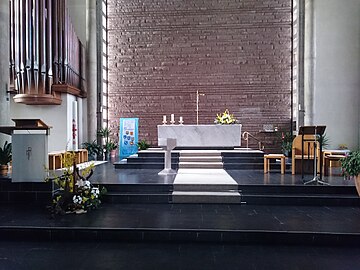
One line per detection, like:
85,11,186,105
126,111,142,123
0,119,51,136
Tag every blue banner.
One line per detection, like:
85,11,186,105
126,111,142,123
119,118,139,160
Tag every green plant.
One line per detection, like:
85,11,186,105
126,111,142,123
105,140,117,152
318,133,330,149
97,127,110,139
214,109,237,125
341,150,360,177
97,127,116,159
279,132,294,154
0,141,12,165
137,139,150,150
45,151,106,216
82,140,103,159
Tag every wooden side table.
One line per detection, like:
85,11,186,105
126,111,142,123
324,154,345,176
264,154,286,174
323,150,349,168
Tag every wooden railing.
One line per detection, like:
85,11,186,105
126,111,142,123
9,0,86,105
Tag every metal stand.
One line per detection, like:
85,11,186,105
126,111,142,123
299,126,329,185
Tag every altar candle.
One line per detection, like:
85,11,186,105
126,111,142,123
179,116,183,122
171,114,174,122
163,115,166,122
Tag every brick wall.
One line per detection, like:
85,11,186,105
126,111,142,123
107,0,292,151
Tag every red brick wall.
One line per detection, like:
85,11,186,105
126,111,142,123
107,0,292,151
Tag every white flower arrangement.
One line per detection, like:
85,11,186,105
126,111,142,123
214,109,237,125
91,187,100,198
73,195,83,204
84,180,91,190
46,151,106,216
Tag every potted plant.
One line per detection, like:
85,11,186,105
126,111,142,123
138,139,150,150
0,141,12,174
279,132,294,157
82,140,102,161
318,133,330,149
341,150,360,196
105,140,118,159
97,127,116,160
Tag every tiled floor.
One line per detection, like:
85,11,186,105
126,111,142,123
90,161,354,187
1,203,360,234
1,241,360,270
1,203,360,269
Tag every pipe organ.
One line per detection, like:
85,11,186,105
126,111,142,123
9,0,86,105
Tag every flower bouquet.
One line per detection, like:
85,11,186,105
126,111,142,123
46,151,106,216
214,109,237,125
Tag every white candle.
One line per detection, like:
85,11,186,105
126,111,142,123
179,116,183,122
163,115,166,122
171,114,174,122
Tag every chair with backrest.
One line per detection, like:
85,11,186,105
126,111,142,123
291,135,321,175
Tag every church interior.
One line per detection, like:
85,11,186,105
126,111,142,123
0,0,360,268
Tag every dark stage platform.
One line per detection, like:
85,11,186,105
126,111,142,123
1,160,359,206
1,161,360,269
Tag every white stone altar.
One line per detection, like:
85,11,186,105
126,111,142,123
157,124,242,147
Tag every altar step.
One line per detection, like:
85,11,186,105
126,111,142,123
101,183,360,206
114,152,180,169
114,148,288,171
178,151,224,169
172,191,241,203
1,176,359,206
179,156,222,162
179,162,224,169
171,168,241,203
2,203,360,246
240,184,360,206
179,150,224,157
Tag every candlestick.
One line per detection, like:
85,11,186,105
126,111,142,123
162,115,167,125
179,116,183,125
170,114,175,124
196,90,205,125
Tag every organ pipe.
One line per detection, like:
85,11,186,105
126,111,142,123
9,0,85,104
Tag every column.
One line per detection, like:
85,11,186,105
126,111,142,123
86,0,97,141
0,0,11,143
303,0,315,126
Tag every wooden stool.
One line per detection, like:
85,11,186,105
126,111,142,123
264,154,286,174
324,154,345,176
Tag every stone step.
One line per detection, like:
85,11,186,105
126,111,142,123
223,163,266,170
178,162,223,169
179,156,223,162
114,163,178,169
172,191,241,203
126,157,178,163
242,194,360,206
173,183,238,192
180,150,222,157
222,157,264,163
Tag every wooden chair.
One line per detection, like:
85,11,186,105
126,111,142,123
291,135,321,175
